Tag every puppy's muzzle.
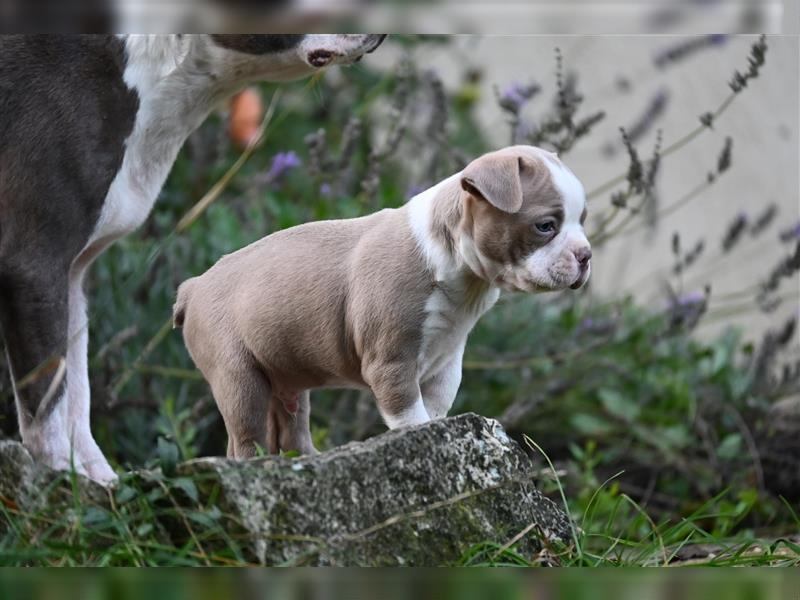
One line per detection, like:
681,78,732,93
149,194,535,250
570,247,592,289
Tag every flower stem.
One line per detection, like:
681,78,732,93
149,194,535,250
587,91,737,201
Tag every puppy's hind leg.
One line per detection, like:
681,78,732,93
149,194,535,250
212,364,270,459
268,390,318,455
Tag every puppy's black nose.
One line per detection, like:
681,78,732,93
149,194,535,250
575,247,592,266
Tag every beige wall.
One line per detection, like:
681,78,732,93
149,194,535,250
374,35,799,342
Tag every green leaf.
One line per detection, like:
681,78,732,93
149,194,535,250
571,413,614,437
598,388,640,422
717,433,743,460
81,507,110,526
659,424,691,450
171,477,199,503
157,437,179,474
115,485,138,505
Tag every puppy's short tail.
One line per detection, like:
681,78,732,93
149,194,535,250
173,278,196,329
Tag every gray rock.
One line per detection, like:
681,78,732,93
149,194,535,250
759,395,800,499
0,440,48,511
180,413,572,565
0,440,106,535
0,413,571,565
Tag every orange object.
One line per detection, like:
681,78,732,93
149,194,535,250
228,87,264,148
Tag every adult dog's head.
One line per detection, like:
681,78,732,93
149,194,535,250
208,34,386,81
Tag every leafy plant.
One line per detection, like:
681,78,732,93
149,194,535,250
1,35,797,566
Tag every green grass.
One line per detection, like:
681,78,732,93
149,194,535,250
458,439,800,567
2,36,796,568
1,440,798,567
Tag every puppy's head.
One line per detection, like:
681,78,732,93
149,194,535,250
210,34,386,80
458,145,591,292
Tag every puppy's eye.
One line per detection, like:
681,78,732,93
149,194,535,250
535,221,556,234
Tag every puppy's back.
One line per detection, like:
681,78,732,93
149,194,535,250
174,211,395,387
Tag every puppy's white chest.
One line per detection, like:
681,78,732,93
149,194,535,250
417,286,499,381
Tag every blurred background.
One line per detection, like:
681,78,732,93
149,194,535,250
0,34,798,558
0,568,799,598
1,0,795,33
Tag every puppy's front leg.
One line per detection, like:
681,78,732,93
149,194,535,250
420,352,463,420
364,363,430,429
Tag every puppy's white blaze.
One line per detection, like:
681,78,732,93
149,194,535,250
547,158,586,225
381,397,431,429
518,156,589,289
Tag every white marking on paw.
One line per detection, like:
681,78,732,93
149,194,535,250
382,397,431,429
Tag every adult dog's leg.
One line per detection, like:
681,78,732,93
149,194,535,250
65,269,117,484
0,267,80,474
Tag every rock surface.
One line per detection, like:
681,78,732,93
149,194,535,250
759,395,800,499
0,413,571,565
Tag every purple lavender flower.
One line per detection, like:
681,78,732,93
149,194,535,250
674,290,706,308
576,316,617,337
497,81,541,114
665,289,709,330
319,183,333,198
780,221,800,243
654,34,729,69
262,151,301,185
722,212,748,252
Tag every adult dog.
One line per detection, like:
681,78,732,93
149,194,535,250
0,34,386,484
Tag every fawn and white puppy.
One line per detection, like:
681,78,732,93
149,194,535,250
174,145,591,457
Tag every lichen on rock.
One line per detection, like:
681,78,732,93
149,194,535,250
0,413,571,565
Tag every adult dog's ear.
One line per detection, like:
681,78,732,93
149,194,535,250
460,155,524,213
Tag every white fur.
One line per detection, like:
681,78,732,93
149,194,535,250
515,154,590,291
407,183,500,415
407,174,461,280
404,146,590,426
381,396,431,429
417,287,499,383
65,273,118,484
421,352,464,419
14,375,75,474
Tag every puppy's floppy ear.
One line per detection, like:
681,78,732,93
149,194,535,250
460,155,524,213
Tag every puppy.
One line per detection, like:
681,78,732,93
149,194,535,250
0,34,386,484
174,145,592,458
